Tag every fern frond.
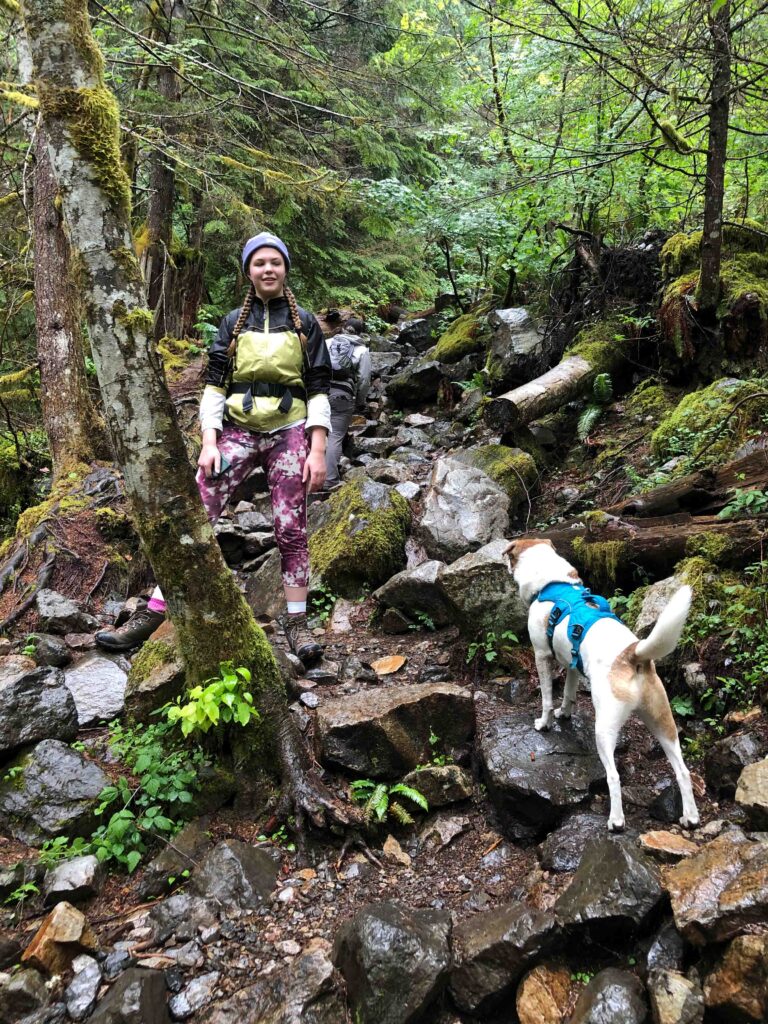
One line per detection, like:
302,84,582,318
593,373,613,403
365,784,389,822
389,784,429,812
389,801,415,825
578,404,603,441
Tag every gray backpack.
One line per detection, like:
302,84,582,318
328,334,355,379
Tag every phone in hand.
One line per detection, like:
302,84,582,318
212,455,231,479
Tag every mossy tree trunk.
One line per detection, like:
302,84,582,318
20,0,347,832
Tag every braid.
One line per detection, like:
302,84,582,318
226,283,256,359
284,285,307,350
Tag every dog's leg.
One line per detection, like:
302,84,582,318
555,668,579,720
594,701,632,831
637,705,700,829
534,650,556,731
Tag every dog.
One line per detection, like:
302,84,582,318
506,538,700,832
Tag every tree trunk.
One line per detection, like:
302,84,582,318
20,0,347,832
695,1,731,313
485,354,594,431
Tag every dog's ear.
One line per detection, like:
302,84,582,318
504,539,521,573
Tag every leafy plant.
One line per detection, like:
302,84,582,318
256,824,296,853
21,634,37,657
467,630,519,664
409,611,436,632
2,764,23,783
670,695,695,717
3,881,39,907
456,371,487,393
577,373,613,441
350,778,428,825
717,488,768,520
309,582,338,625
166,662,257,737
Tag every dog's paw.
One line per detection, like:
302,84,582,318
534,715,552,732
679,813,700,830
554,706,572,720
607,817,625,832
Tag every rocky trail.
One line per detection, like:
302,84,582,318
2,293,768,1024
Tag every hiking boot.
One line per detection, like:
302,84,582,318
95,608,165,651
281,613,323,665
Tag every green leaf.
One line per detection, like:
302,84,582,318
126,850,142,873
389,784,429,811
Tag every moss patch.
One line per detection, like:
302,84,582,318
15,462,91,536
452,445,538,510
566,318,633,374
433,313,485,363
626,379,677,421
128,637,178,688
157,337,196,381
685,532,734,564
572,537,630,589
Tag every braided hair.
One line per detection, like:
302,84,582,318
225,282,307,360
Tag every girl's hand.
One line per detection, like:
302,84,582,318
198,442,221,479
303,448,326,493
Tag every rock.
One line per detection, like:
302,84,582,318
648,969,704,1024
382,835,411,867
480,713,604,838
206,949,344,1024
663,831,768,944
63,653,128,726
650,783,683,824
370,351,403,375
44,855,103,904
404,413,435,427
397,318,433,351
364,459,411,485
639,919,686,976
168,972,220,1020
516,964,573,1024
419,814,470,851
146,894,219,945
735,759,768,828
0,665,78,755
0,739,108,844
537,814,608,873
0,968,49,1024
333,902,451,1024
555,836,664,937
395,481,421,500
0,929,22,970
380,608,412,633
36,590,99,635
417,458,509,563
633,576,686,640
385,360,445,407
22,901,99,975
569,969,647,1024
0,859,41,902
338,657,376,685
449,902,557,1015
89,967,169,1023
31,634,72,668
401,765,472,807
703,933,768,1023
124,621,185,723
638,831,699,863
244,549,285,620
486,308,558,391
439,538,529,637
139,818,213,899
370,654,407,676
706,734,766,797
65,956,103,1021
373,560,455,628
350,436,398,459
450,445,538,512
190,839,279,910
316,683,474,777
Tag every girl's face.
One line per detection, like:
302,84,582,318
248,247,287,301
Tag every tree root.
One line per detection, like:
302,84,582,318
0,549,55,633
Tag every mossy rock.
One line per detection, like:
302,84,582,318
565,318,634,375
650,377,768,467
125,624,185,722
433,313,487,364
625,379,677,422
661,222,768,280
309,479,410,598
450,445,538,512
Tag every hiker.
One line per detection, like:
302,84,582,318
324,332,371,490
96,232,331,665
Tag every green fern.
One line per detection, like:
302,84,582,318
578,373,614,440
389,801,415,825
578,404,603,440
350,778,429,825
593,373,613,403
389,784,429,812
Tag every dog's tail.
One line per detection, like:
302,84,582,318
633,585,692,663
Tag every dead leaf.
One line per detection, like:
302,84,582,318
371,655,407,675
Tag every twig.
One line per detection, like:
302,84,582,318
86,560,110,604
481,836,503,857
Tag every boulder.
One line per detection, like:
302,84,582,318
385,360,445,407
416,458,509,563
0,968,49,1024
555,836,664,937
400,765,473,808
30,634,71,668
537,814,609,873
206,949,344,1024
480,713,604,838
648,969,704,1024
89,968,169,1024
146,893,219,945
139,818,213,899
44,855,104,905
630,575,683,639
316,683,474,777
0,739,108,844
21,901,99,975
65,955,103,1021
190,840,279,911
705,733,766,797
449,902,557,1015
124,621,186,722
663,831,768,944
0,665,78,755
168,971,220,1020
244,548,285,620
63,653,128,726
450,445,538,513
373,560,455,628
370,351,403,375
36,589,99,635
568,969,647,1024
364,459,411,485
735,759,768,828
515,964,573,1024
486,308,559,391
397,318,433,352
439,538,529,637
333,903,451,1024
639,919,686,977
703,933,768,1023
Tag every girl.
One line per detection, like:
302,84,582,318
96,232,331,664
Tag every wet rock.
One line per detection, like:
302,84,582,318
401,765,472,807
487,308,557,391
364,459,411,484
639,918,686,976
147,894,219,945
316,683,474,777
65,956,103,1021
103,950,134,980
124,620,185,723
139,818,213,899
515,964,573,1024
206,949,344,1024
0,666,78,755
22,901,99,975
338,656,376,685
638,830,699,863
36,590,99,635
703,933,768,1023
168,971,220,1020
449,902,557,1015
334,902,451,1024
419,814,470,852
44,855,103,905
735,759,768,829
417,458,509,563
555,835,664,937
397,318,433,352
31,634,72,668
569,968,647,1024
439,538,529,637
648,969,704,1024
0,739,108,844
706,733,766,797
650,783,684,824
89,967,169,1023
304,664,340,685
191,839,279,911
480,713,604,838
63,652,127,726
537,814,608,872
0,968,49,1023
373,560,455,628
244,549,285,620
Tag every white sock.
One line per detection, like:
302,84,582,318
287,601,306,615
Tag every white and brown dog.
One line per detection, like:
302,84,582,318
506,538,699,832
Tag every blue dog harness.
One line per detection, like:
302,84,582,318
537,582,621,674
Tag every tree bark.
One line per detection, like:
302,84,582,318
485,354,594,431
695,1,731,313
